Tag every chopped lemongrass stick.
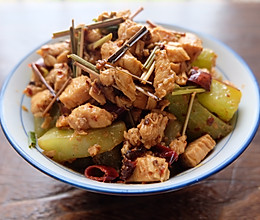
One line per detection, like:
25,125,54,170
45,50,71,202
129,6,144,20
171,88,205,96
182,92,196,136
70,19,77,54
43,77,72,116
105,64,152,85
28,131,36,148
52,17,124,38
70,19,77,77
68,54,99,73
146,20,157,28
31,63,55,96
87,33,113,50
87,17,124,29
107,26,148,63
141,61,155,84
135,85,160,101
76,27,85,77
74,61,100,78
143,45,159,70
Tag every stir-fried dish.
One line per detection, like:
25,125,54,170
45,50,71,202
24,8,242,183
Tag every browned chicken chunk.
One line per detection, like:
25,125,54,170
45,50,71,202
126,155,170,182
165,44,190,63
149,26,179,43
59,75,92,109
154,50,176,98
179,32,203,62
101,41,143,76
118,19,142,41
100,67,136,102
180,134,216,167
31,89,53,116
67,103,114,131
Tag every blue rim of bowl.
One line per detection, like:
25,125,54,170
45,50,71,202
1,24,260,195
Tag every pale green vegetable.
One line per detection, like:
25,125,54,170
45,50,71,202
166,94,233,140
197,79,242,122
38,121,126,162
191,48,217,71
164,119,182,146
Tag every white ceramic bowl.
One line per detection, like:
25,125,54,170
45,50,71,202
1,24,259,195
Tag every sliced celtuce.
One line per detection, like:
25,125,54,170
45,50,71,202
197,79,242,122
38,121,126,162
166,94,233,141
191,48,217,71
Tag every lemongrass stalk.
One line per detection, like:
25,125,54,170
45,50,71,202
68,54,99,73
87,33,112,50
43,77,72,116
53,17,124,38
141,61,155,84
171,88,205,96
76,27,85,77
143,45,159,70
182,92,196,136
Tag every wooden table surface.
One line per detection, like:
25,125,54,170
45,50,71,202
0,1,259,219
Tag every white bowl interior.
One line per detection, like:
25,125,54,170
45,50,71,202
1,25,259,195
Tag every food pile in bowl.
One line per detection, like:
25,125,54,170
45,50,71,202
23,8,242,183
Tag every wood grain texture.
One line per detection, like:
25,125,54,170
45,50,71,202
0,2,259,220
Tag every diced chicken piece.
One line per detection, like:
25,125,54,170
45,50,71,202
38,42,70,57
170,63,181,73
23,85,44,97
31,89,53,116
117,51,143,77
175,71,188,86
89,80,106,105
169,135,187,155
130,40,145,59
84,29,102,43
101,41,143,76
126,155,170,182
133,89,157,110
100,67,136,102
67,103,113,131
37,42,70,67
113,67,136,102
100,68,115,86
154,50,176,99
118,19,142,41
52,63,70,92
138,113,168,149
179,32,203,62
165,44,190,62
56,50,70,63
124,128,141,146
180,134,216,168
116,10,131,19
59,75,91,109
56,115,69,128
149,26,179,43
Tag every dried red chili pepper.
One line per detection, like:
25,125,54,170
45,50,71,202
152,145,178,166
188,68,212,91
84,165,119,182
